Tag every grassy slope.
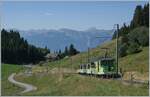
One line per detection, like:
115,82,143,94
15,40,149,96
47,39,149,74
15,73,148,96
44,40,116,69
1,64,25,96
119,47,149,73
2,40,149,96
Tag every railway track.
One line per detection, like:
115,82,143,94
78,73,149,85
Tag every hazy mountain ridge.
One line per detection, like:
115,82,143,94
19,28,114,52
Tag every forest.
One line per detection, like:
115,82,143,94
1,29,50,64
112,3,149,57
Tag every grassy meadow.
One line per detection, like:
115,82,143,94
15,72,148,96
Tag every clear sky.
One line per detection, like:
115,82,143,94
1,1,148,30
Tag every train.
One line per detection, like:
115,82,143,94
77,56,120,77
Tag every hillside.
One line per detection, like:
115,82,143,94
31,38,149,82
2,39,149,96
18,39,149,96
46,39,149,74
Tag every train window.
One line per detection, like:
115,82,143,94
91,62,95,68
109,60,114,66
87,64,90,69
107,60,110,65
101,60,114,66
83,64,86,69
80,65,82,69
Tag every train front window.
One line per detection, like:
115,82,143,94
101,60,106,66
101,59,114,66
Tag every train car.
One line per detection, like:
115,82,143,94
78,64,87,74
86,63,91,75
78,57,116,76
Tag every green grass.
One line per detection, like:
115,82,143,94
15,73,148,96
1,64,25,96
119,47,149,73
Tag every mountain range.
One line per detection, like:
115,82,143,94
19,27,114,52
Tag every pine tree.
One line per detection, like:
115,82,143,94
143,3,149,27
64,46,69,56
69,44,79,56
130,5,143,28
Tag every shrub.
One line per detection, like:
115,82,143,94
129,26,149,47
127,41,142,54
119,43,128,57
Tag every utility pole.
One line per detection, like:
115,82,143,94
80,53,82,64
88,47,90,63
87,37,90,63
116,24,119,75
59,59,60,75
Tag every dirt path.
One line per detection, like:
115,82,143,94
8,73,37,94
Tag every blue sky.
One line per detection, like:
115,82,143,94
1,1,148,30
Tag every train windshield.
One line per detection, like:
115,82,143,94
101,59,114,66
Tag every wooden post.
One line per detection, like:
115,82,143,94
46,61,48,73
130,72,134,84
147,81,149,88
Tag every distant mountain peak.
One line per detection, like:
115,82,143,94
86,27,99,31
59,28,80,33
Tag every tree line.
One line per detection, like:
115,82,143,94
54,44,80,59
112,3,149,57
1,29,50,64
